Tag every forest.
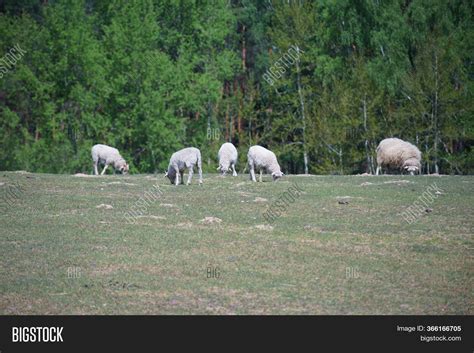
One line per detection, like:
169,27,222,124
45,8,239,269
0,0,472,174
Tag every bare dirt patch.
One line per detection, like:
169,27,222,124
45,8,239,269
360,180,412,186
136,215,166,220
175,222,194,228
200,217,222,225
255,224,274,231
74,173,95,177
103,181,136,186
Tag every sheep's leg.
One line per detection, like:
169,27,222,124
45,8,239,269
375,166,381,176
186,167,194,185
174,167,180,186
232,163,237,177
249,164,256,182
198,159,203,185
101,164,109,175
93,161,99,175
259,169,263,182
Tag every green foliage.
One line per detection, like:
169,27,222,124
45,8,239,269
0,0,472,174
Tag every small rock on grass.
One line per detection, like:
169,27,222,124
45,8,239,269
337,197,351,205
200,216,222,225
96,204,113,209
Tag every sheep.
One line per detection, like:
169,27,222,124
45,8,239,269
376,138,422,175
247,145,284,182
165,147,203,185
217,142,238,176
91,144,129,175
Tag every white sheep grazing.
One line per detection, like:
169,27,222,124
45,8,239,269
247,145,284,182
376,138,422,175
217,142,238,176
91,144,129,175
165,147,203,185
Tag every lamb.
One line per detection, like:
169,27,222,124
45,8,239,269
91,144,129,175
376,138,422,175
247,145,284,182
165,147,203,185
217,142,238,176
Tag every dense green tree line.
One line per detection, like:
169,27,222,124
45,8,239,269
0,0,472,174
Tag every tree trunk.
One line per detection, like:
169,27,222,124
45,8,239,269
235,79,242,134
433,51,440,174
241,25,246,72
362,96,373,174
207,99,212,167
295,51,309,174
416,133,421,173
225,81,229,141
425,136,430,174
340,148,343,175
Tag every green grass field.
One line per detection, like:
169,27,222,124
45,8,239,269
0,171,472,314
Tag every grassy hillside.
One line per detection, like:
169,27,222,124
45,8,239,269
0,171,472,314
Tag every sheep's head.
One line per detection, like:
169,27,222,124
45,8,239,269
272,171,284,181
404,165,419,175
403,158,420,175
165,168,176,184
124,165,130,174
115,160,129,174
217,163,231,176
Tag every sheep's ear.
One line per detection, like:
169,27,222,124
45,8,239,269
164,171,168,177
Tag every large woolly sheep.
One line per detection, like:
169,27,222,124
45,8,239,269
217,142,238,176
91,144,129,175
247,145,283,182
165,147,203,185
376,138,422,175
